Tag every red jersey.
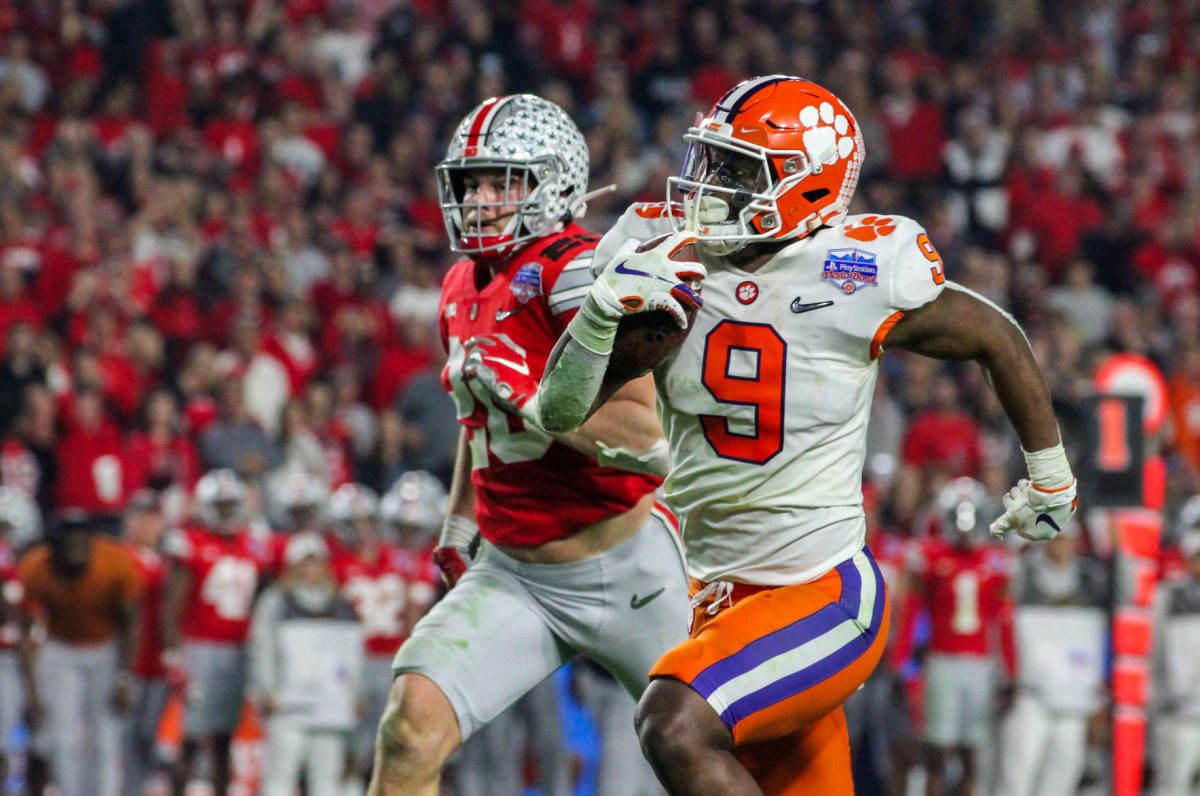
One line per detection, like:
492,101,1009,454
909,537,1013,659
868,531,915,666
166,525,269,644
439,226,661,546
128,545,167,678
0,542,20,650
336,544,438,656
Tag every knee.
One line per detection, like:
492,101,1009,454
375,675,459,772
635,679,727,764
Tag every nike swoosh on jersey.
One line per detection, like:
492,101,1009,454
630,587,666,610
1034,513,1062,533
495,306,524,321
483,355,531,376
790,298,834,314
614,261,672,283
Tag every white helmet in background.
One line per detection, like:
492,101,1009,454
194,469,247,531
0,486,40,549
329,482,380,543
936,477,997,545
1178,496,1200,560
270,469,330,531
381,471,447,544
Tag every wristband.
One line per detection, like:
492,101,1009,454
565,293,619,355
439,515,478,550
1023,443,1073,490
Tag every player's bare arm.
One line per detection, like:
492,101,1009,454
432,429,477,588
552,372,664,472
884,283,1077,541
161,562,192,651
883,284,1059,451
113,595,141,710
16,609,40,726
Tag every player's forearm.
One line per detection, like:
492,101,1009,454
116,600,141,676
552,395,662,460
536,332,612,434
445,429,476,522
17,613,37,702
162,566,189,649
975,317,1061,452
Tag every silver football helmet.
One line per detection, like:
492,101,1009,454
437,94,589,259
0,486,40,548
380,471,447,544
329,482,380,545
194,469,246,531
936,477,997,545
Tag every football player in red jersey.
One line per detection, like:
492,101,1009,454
265,468,336,571
164,469,268,796
369,95,690,796
907,478,1014,796
333,477,440,786
122,491,172,796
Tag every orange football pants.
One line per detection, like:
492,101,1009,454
649,548,890,795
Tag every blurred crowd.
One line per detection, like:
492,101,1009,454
0,0,1198,793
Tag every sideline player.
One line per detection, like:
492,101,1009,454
368,94,690,796
908,478,1013,796
164,469,267,796
332,478,438,785
534,75,1078,794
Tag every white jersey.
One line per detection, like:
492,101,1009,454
595,205,945,584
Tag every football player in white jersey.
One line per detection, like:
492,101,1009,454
466,75,1079,795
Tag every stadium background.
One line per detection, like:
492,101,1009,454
0,0,1199,794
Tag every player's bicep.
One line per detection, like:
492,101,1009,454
883,285,1021,361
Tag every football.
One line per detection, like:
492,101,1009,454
604,236,702,382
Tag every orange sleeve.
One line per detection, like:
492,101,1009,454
16,548,47,614
115,545,144,603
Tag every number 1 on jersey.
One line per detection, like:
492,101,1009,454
699,321,786,464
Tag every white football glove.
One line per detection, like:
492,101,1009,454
989,478,1078,541
590,232,706,330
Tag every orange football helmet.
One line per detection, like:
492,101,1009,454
669,75,865,254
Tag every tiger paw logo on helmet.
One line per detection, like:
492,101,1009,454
668,76,866,256
799,102,857,166
843,216,897,242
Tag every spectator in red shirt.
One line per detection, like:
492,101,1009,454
54,388,126,513
123,389,201,495
0,262,42,348
893,373,984,523
202,86,261,178
878,58,945,183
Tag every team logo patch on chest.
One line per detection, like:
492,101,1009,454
735,280,759,304
822,248,878,294
510,263,543,304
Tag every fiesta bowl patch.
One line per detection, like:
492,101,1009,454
511,262,543,304
823,248,878,294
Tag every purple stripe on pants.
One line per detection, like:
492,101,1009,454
690,554,867,700
718,561,886,728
